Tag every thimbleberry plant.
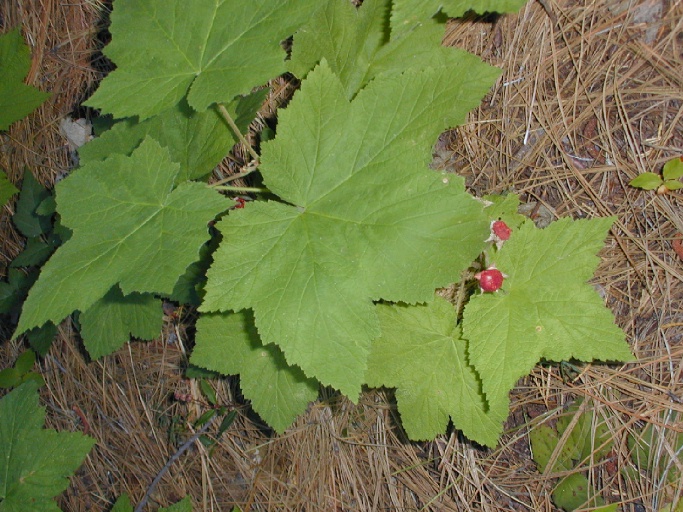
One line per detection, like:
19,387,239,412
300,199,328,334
12,0,632,446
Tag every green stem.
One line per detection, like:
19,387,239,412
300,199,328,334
213,185,268,193
212,165,259,186
216,103,260,163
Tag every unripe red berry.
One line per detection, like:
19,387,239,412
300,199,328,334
475,268,504,292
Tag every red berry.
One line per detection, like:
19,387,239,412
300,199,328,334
491,220,512,241
234,197,246,208
476,268,504,292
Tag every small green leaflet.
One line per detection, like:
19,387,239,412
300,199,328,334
0,28,51,131
79,93,267,183
0,170,18,206
16,137,229,335
663,156,683,180
85,0,320,119
13,171,52,238
391,0,529,36
0,381,95,511
365,297,505,447
463,217,633,415
80,286,162,359
191,311,319,433
289,0,500,100
628,172,662,190
201,61,491,397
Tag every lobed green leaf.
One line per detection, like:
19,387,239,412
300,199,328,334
79,93,267,183
16,137,229,335
464,217,633,414
191,311,319,433
0,381,95,511
79,286,162,359
85,0,320,119
201,60,492,397
391,0,529,37
366,297,505,446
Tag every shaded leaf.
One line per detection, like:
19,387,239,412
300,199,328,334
0,170,18,207
79,93,266,183
10,237,56,268
391,0,529,36
13,171,52,238
0,268,39,319
26,322,57,357
191,311,319,433
80,286,162,359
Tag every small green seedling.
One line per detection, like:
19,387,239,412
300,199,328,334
0,348,44,389
629,156,683,194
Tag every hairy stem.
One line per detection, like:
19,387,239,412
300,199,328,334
217,103,260,163
212,185,268,193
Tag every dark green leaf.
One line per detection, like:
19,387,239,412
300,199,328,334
0,368,21,389
13,171,52,237
199,379,217,406
217,411,237,437
194,409,216,428
13,349,36,375
0,169,18,206
26,322,57,356
10,237,55,268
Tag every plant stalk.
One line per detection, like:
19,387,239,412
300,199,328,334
217,103,260,163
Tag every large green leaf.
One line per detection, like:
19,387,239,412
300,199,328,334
391,0,529,36
289,0,496,99
85,0,320,119
191,311,319,433
16,137,229,334
463,218,633,412
0,28,50,130
365,297,505,446
79,92,267,182
80,286,162,359
0,381,95,511
201,60,492,397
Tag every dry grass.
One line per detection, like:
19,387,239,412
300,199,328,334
1,0,682,511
